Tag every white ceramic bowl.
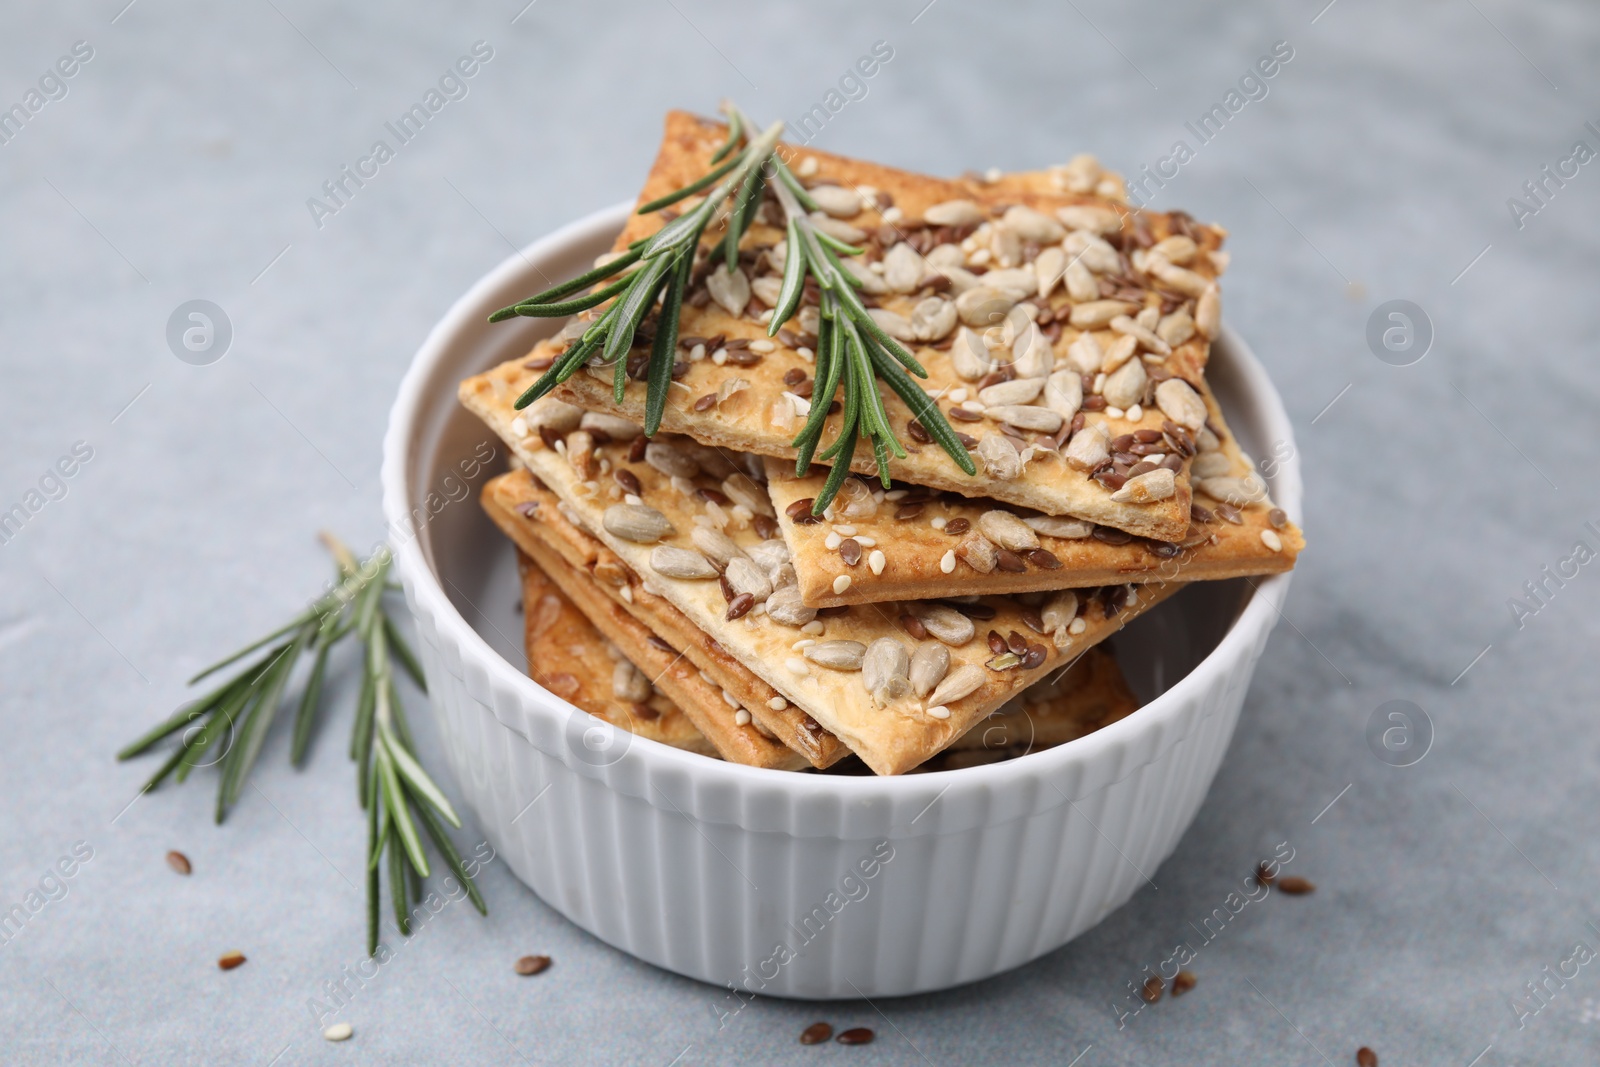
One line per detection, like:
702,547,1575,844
381,203,1301,999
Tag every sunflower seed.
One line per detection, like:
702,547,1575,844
644,442,699,480
721,474,775,516
528,397,584,433
1098,333,1139,374
1110,467,1177,503
1157,309,1196,346
1199,475,1267,506
1154,378,1207,431
979,377,1045,406
951,326,994,380
881,242,925,293
1145,256,1209,297
750,274,784,308
1102,357,1147,410
1056,204,1122,234
690,526,746,569
956,533,999,573
1064,256,1099,302
809,184,862,218
909,296,957,341
1064,421,1111,471
976,433,1023,481
724,557,773,601
810,213,867,243
1010,320,1054,378
956,285,1019,327
986,405,1062,433
924,199,985,226
1069,300,1137,330
706,264,750,318
867,307,916,341
1064,331,1102,375
1041,590,1079,633
1063,230,1121,273
1195,284,1221,338
1035,245,1067,299
1043,370,1083,422
1111,314,1171,355
603,504,673,544
804,640,866,671
650,545,720,580
1151,234,1198,264
976,510,1040,552
928,663,985,707
914,605,976,646
1024,514,1093,540
1191,451,1231,478
908,642,950,698
1053,154,1102,194
764,584,817,627
1002,204,1065,242
862,637,911,701
840,255,889,294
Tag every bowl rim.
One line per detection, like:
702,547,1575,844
381,201,1299,802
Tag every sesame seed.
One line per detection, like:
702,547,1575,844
834,525,857,536
792,639,816,650
931,516,948,530
868,550,886,575
1105,406,1124,419
768,696,788,711
786,657,808,675
824,532,842,550
833,575,853,594
797,346,815,362
1260,529,1283,552
624,493,642,506
1068,617,1087,635
882,206,903,222
801,620,825,635
855,536,876,548
734,709,752,726
510,417,528,437
940,550,956,574
950,388,968,403
721,688,740,709
927,705,950,719
1126,404,1143,420
712,348,728,365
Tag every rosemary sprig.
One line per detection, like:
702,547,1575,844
487,102,974,514
117,534,487,954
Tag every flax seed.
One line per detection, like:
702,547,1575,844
1172,971,1197,995
1277,876,1315,895
166,850,192,875
218,951,247,971
726,592,755,620
800,1022,833,1045
945,518,971,536
836,1028,874,1045
515,954,552,975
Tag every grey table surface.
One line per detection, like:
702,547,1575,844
3,1,1598,1063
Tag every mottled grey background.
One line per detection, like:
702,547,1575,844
2,1,1597,1063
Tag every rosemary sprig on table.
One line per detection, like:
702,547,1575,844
117,535,486,954
489,102,975,514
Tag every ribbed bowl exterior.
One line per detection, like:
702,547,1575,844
382,203,1299,999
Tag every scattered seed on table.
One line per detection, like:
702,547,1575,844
1255,862,1277,888
800,1022,833,1045
1356,1047,1378,1067
1276,876,1315,895
218,951,246,971
165,850,191,875
323,1022,353,1042
1171,970,1197,995
836,1027,874,1045
515,954,552,976
1141,976,1163,1003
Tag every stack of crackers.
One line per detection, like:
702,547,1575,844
460,111,1303,776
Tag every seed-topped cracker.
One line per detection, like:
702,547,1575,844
457,373,1179,774
484,110,1229,540
767,374,1302,606
517,549,716,758
486,469,847,769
